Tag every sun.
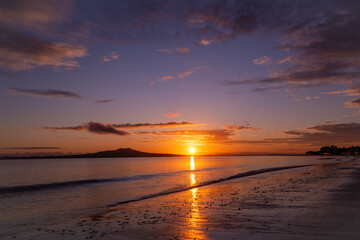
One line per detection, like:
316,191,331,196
189,147,195,154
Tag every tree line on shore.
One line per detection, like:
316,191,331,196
306,145,360,155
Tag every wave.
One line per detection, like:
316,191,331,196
0,173,169,195
106,164,314,207
0,164,255,195
0,164,314,197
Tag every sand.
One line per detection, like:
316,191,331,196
14,157,360,240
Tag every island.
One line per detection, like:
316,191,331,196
0,148,182,159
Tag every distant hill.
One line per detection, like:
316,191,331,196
1,148,182,159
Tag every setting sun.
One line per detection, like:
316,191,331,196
189,147,195,154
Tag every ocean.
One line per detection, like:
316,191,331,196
0,155,348,238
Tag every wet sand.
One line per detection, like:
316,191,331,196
16,157,360,240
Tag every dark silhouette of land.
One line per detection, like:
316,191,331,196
0,148,182,160
306,145,360,156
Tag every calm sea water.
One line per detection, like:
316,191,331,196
0,155,347,237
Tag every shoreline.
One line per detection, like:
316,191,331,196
9,157,360,240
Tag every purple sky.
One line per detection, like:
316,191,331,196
1,0,360,156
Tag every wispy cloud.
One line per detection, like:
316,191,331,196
293,96,320,102
136,129,234,143
178,71,194,79
94,99,116,103
103,51,119,62
322,87,360,97
164,111,180,117
159,75,174,82
152,66,207,86
8,88,84,99
222,124,261,131
113,121,196,129
253,56,272,65
43,121,197,134
157,47,190,54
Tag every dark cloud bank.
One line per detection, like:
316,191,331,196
8,88,84,99
43,121,197,135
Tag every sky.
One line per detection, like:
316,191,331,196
1,0,360,156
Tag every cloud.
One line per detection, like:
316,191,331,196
253,56,272,65
159,75,174,82
1,147,61,150
293,96,320,102
280,122,360,145
178,71,194,79
87,122,129,135
136,129,233,142
94,99,116,103
157,47,190,54
103,51,119,62
345,98,360,108
8,88,84,99
222,124,261,131
0,0,72,30
322,87,360,96
223,122,360,146
155,66,207,85
0,25,87,71
198,39,216,46
43,121,197,133
3,1,359,90
189,1,360,90
43,125,86,131
148,80,156,86
0,1,87,71
164,111,180,117
112,121,196,129
44,122,129,135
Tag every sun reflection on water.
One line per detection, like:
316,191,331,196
190,156,195,171
186,156,203,238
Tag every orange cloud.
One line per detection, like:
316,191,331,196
136,129,233,143
103,51,119,62
345,98,360,108
164,112,179,117
322,87,360,97
159,75,174,82
178,71,193,79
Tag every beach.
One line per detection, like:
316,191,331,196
14,156,359,240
